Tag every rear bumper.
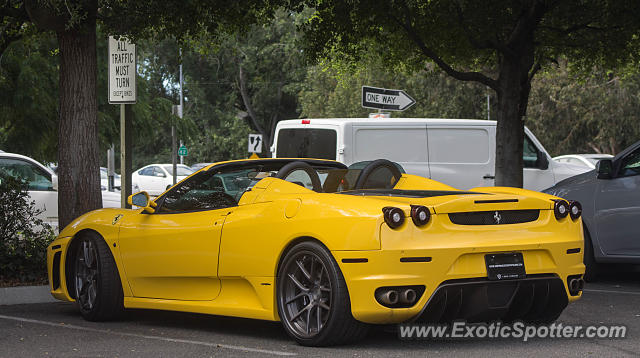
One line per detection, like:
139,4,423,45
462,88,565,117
333,214,585,324
413,275,567,323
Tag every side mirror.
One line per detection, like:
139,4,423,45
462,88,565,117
155,172,166,178
538,153,549,170
596,159,613,179
51,174,58,191
127,191,158,213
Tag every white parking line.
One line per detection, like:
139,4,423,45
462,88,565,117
0,314,296,356
583,288,640,296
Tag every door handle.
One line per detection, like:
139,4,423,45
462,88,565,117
483,174,495,179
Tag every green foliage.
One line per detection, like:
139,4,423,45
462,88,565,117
300,1,640,78
0,170,56,284
0,32,59,163
527,62,640,156
299,56,491,120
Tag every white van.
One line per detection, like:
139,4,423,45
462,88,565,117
271,118,587,191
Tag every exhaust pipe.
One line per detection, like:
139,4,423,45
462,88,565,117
569,278,584,294
400,288,417,305
376,289,399,306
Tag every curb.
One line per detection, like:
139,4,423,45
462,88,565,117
0,285,56,305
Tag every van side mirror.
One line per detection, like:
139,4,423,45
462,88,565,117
127,191,157,213
596,159,613,179
538,154,549,170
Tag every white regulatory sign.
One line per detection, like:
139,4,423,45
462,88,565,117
248,134,263,153
108,36,136,104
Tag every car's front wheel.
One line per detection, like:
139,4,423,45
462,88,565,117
276,241,368,346
73,232,124,321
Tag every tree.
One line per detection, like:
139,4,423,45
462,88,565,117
0,0,286,229
299,0,640,187
299,54,490,120
527,62,640,156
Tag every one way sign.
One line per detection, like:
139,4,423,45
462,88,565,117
362,86,415,111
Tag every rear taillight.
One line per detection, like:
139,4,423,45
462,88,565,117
383,207,405,229
569,201,582,220
410,205,431,226
554,200,569,220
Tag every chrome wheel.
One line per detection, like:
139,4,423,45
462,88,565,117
75,239,99,311
280,251,332,338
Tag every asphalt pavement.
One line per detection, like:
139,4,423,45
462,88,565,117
1,271,638,358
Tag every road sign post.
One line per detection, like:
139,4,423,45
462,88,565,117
248,134,263,153
361,86,415,111
109,36,136,208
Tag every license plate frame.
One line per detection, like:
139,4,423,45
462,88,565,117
485,252,526,280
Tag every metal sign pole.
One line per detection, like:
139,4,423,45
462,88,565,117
120,104,132,208
172,126,177,185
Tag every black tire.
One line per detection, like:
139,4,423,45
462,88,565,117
353,159,402,190
276,241,369,346
583,227,600,282
73,232,124,321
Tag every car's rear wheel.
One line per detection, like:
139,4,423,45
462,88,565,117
73,232,124,321
277,241,368,346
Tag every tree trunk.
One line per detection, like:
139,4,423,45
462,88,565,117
494,29,536,187
494,63,526,188
57,21,102,230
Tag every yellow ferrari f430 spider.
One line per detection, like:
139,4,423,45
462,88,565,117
47,158,585,346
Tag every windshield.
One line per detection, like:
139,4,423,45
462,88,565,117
163,165,194,176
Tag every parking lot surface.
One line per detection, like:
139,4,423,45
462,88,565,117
1,272,638,358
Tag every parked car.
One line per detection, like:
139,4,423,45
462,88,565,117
191,162,213,171
553,154,614,169
132,164,194,196
100,167,121,190
0,152,121,227
48,158,584,346
544,140,640,280
272,118,589,191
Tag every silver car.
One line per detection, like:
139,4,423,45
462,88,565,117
544,140,640,280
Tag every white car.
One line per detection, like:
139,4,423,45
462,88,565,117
100,167,121,190
132,164,194,196
0,152,121,227
553,154,614,170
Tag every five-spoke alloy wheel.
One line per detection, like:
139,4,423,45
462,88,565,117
277,241,368,346
73,232,124,321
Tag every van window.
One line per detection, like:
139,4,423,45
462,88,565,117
523,136,542,168
428,128,490,164
354,128,428,162
276,128,337,160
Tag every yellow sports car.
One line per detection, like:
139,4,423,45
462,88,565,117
47,158,585,346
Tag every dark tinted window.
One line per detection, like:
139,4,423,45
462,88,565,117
139,167,153,176
276,128,337,160
0,158,53,191
523,136,541,168
157,171,237,213
619,148,640,177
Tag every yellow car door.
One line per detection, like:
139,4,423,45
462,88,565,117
118,171,238,301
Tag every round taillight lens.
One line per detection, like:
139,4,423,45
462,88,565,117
383,207,405,229
554,200,569,220
569,201,582,220
411,205,431,226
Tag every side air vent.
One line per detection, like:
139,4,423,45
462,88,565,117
449,210,539,225
52,251,61,290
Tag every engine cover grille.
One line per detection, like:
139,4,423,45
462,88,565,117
448,209,539,225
